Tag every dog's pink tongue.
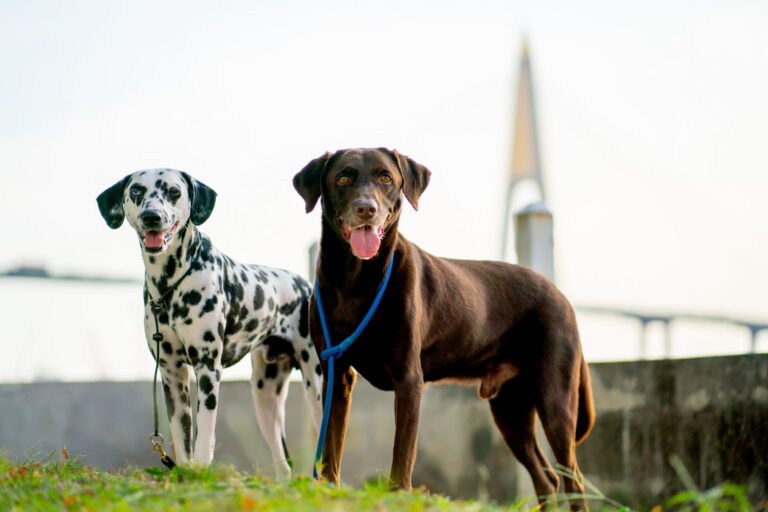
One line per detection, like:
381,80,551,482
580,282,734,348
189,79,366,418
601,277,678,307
144,231,164,248
349,226,381,259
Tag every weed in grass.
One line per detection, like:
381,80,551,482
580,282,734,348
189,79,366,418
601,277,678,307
659,455,753,512
530,464,630,511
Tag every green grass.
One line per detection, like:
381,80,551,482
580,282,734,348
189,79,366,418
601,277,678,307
0,451,522,512
0,451,756,511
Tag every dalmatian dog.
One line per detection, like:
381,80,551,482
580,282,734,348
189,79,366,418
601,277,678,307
97,168,323,476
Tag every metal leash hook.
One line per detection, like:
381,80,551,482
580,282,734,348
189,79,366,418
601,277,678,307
149,433,176,470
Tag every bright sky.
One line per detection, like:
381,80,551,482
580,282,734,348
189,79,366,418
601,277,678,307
2,0,767,369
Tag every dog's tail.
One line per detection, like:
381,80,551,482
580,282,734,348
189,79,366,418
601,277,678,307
575,356,595,444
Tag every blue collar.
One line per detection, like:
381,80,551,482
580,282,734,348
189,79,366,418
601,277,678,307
312,253,395,477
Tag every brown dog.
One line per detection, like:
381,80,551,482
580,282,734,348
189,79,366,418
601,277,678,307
293,148,595,506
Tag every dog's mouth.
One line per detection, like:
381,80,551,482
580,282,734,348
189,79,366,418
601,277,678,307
141,223,179,253
340,220,386,260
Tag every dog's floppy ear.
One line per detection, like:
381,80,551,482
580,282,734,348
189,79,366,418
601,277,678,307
96,175,130,229
181,172,217,225
293,152,332,213
389,149,431,211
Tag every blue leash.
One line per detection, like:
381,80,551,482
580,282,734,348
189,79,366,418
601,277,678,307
312,254,395,479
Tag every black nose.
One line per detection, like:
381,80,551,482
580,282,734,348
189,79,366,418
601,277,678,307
139,210,162,229
352,198,377,220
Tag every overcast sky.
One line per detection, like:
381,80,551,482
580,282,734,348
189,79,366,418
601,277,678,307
2,0,767,361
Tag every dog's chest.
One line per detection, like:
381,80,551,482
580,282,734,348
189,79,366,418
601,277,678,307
348,353,397,391
155,260,288,369
320,312,401,391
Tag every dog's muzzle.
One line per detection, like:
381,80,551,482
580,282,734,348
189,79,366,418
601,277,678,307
138,211,178,253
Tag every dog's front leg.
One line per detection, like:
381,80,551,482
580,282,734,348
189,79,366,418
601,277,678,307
389,374,424,490
321,364,357,484
159,365,194,464
193,361,223,465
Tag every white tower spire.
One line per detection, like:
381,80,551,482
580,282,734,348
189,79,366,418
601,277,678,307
501,38,546,261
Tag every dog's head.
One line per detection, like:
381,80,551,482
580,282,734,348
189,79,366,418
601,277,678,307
293,148,430,260
97,169,217,254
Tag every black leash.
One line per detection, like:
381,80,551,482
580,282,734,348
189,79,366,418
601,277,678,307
146,265,195,470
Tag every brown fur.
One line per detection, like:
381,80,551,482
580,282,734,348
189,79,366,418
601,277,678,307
294,148,595,508
479,360,520,399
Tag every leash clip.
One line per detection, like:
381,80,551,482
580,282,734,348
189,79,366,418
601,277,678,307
150,299,166,313
150,433,177,469
150,433,166,454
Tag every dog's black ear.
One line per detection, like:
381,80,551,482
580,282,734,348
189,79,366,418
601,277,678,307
293,152,332,213
181,172,217,225
388,149,431,211
96,175,130,229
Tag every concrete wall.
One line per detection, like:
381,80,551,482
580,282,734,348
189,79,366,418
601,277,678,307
579,354,768,508
1,355,766,507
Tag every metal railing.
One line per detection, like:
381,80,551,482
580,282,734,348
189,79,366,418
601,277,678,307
577,305,768,358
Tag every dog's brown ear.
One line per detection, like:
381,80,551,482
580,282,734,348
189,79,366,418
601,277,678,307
96,175,131,229
181,172,217,225
293,152,331,213
390,149,431,211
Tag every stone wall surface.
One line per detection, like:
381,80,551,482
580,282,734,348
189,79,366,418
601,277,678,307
578,355,768,507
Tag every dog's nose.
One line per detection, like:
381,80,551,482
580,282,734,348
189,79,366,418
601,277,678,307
352,198,377,220
139,210,162,229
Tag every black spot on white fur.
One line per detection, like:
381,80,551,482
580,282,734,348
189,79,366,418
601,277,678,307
253,285,265,310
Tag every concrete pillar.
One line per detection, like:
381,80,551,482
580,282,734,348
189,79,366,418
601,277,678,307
749,325,760,353
663,320,672,359
514,201,554,281
639,320,649,360
308,241,319,282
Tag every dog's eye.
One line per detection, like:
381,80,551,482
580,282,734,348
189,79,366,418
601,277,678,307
379,174,393,185
129,188,142,199
168,187,181,200
336,175,351,186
